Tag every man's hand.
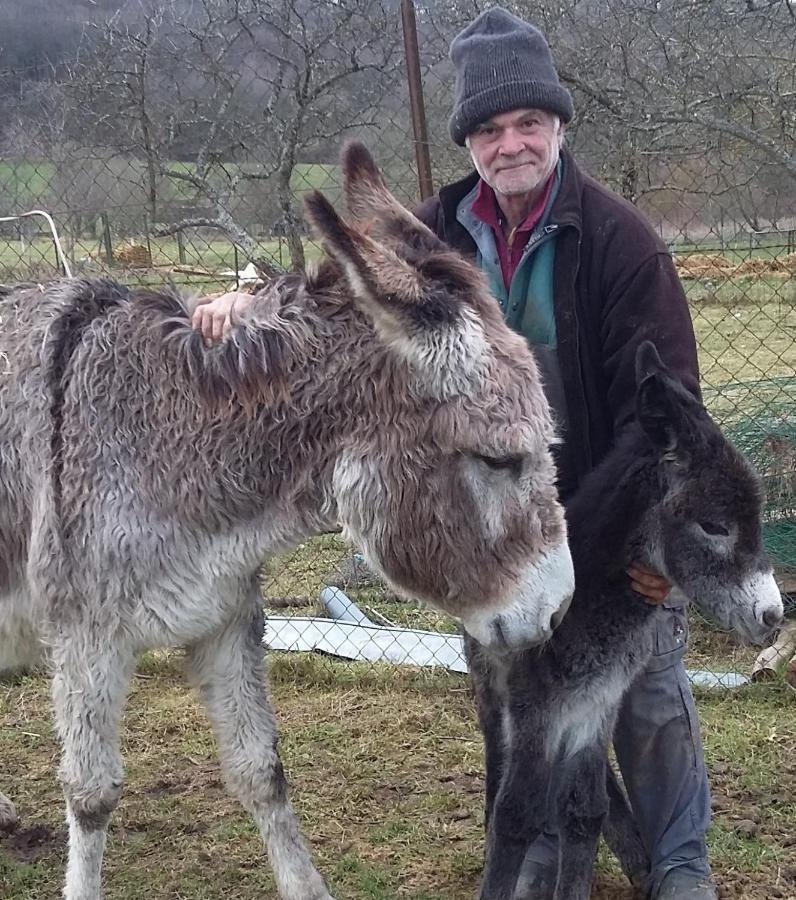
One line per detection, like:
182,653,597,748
627,563,672,604
192,291,254,345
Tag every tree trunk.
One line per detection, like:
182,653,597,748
277,170,305,273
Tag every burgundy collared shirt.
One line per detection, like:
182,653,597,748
471,173,556,290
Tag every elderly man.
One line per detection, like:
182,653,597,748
192,8,716,898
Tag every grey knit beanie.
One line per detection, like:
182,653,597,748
448,7,574,147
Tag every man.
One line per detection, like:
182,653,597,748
192,9,716,898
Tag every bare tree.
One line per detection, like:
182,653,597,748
62,0,401,272
419,0,796,233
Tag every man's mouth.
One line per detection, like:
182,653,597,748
497,162,534,173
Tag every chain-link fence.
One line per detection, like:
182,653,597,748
0,0,794,686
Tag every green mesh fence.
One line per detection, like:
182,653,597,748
707,376,796,599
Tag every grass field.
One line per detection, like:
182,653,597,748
1,643,795,900
0,159,342,207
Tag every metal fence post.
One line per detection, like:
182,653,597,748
400,0,434,201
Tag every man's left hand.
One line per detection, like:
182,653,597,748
627,563,672,604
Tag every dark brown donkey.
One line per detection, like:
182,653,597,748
468,342,783,900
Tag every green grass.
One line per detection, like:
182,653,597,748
0,158,338,208
691,296,796,426
0,160,55,204
2,651,795,900
671,234,796,263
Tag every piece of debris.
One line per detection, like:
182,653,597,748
751,621,796,682
265,588,754,687
264,614,468,674
321,586,373,624
218,261,262,283
171,264,215,277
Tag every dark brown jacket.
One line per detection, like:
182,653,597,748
414,147,700,493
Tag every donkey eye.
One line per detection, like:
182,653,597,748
473,453,524,474
699,521,730,537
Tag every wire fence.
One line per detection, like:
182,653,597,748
0,0,794,686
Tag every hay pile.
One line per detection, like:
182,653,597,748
675,251,796,280
114,241,152,268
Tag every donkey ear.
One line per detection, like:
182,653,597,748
340,140,389,219
636,341,674,449
341,140,445,252
635,340,666,383
303,189,423,314
304,188,485,399
303,189,378,299
635,343,702,455
637,372,680,452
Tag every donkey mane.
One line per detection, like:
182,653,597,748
136,278,323,411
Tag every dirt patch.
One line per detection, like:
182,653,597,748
592,877,638,898
132,764,224,799
0,823,65,862
143,776,189,797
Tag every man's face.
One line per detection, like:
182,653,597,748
467,108,563,198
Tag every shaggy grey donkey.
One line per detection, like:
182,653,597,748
467,341,784,900
0,143,574,900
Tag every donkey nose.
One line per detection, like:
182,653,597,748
763,608,784,629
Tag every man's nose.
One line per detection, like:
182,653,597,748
496,127,525,156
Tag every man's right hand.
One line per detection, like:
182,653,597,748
192,291,255,345
627,562,672,605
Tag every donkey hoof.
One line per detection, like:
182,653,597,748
0,794,18,833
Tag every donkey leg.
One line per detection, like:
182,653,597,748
478,730,548,900
603,765,650,891
51,639,136,900
482,703,507,832
465,642,507,833
186,588,333,900
480,774,547,900
552,745,609,900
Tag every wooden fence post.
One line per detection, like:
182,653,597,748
101,213,113,266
